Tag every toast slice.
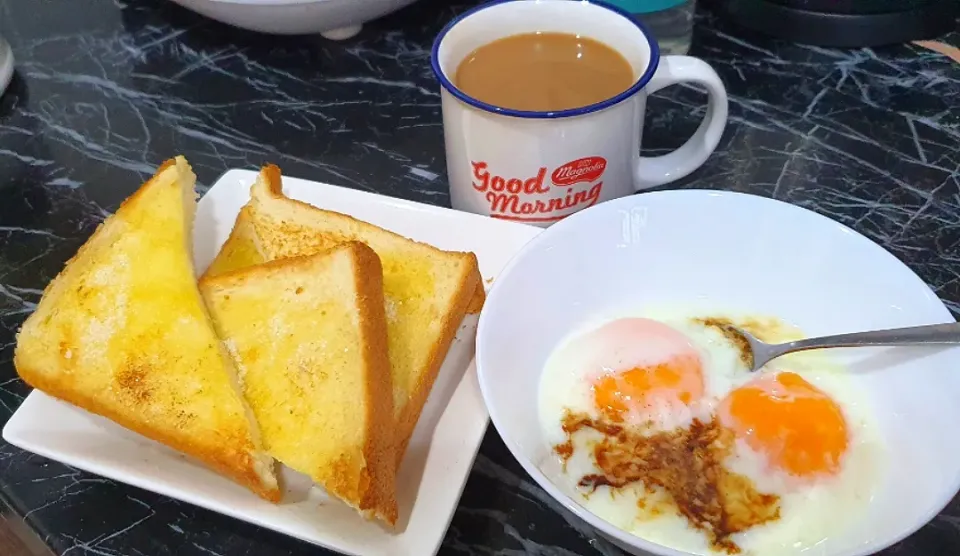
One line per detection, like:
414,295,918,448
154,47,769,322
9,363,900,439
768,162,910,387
13,157,280,502
239,165,483,467
204,203,486,313
200,242,399,524
201,205,266,280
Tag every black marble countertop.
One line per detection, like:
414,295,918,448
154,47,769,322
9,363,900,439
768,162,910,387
1,1,958,555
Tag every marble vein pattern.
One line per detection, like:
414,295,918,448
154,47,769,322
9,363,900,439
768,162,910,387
0,0,958,554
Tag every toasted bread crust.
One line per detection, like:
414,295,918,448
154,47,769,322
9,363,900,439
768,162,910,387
465,285,486,314
200,205,265,281
249,166,484,471
200,243,399,524
253,165,482,263
17,366,280,502
259,163,487,316
30,158,177,288
14,157,280,503
350,243,400,525
394,252,482,465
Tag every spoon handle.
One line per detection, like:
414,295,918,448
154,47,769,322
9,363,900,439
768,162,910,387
782,322,960,354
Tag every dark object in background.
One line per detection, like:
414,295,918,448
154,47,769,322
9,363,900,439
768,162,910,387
714,0,958,48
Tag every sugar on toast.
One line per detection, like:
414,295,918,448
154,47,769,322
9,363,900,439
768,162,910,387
204,202,486,314
207,165,483,467
13,156,280,502
199,242,399,524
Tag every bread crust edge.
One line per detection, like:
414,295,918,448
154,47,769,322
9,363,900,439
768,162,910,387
14,157,282,503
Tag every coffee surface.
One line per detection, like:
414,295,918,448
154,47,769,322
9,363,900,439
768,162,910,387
454,32,635,112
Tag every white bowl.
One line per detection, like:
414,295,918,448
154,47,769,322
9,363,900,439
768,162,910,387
168,0,418,38
0,35,13,96
476,190,960,556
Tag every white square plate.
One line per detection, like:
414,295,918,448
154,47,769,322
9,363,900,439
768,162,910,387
3,169,541,556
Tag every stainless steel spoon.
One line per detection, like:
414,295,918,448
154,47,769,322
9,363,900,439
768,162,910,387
721,322,960,372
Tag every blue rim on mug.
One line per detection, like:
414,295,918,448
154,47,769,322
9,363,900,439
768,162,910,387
429,0,662,120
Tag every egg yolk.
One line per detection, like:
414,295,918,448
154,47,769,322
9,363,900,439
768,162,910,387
593,356,704,421
720,372,848,477
586,318,704,423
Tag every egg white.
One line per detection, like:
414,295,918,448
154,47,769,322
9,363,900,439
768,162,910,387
537,309,887,556
724,353,887,555
538,314,745,437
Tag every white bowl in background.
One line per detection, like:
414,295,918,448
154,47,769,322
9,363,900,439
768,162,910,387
168,0,418,38
476,190,960,556
0,35,13,96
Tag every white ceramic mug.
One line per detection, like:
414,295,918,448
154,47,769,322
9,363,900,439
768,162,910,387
431,0,728,226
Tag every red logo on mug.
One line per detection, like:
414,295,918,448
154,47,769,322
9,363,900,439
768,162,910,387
551,156,607,186
470,158,605,224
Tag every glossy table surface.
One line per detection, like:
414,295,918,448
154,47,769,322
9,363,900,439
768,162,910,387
0,1,958,554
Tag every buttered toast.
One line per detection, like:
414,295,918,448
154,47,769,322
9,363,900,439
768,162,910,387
200,242,399,525
204,202,486,313
13,157,280,502
212,166,483,467
202,205,265,280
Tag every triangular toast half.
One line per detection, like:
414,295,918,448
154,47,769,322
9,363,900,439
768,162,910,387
214,165,482,467
14,157,280,501
203,202,485,313
201,204,265,280
200,242,399,524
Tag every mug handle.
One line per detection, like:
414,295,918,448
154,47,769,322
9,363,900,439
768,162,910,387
633,56,729,190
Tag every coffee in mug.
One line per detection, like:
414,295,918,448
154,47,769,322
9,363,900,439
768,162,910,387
431,0,728,227
455,32,634,113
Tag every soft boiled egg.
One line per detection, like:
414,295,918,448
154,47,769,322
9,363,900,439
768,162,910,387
720,371,848,478
538,311,886,556
540,316,746,433
717,366,885,555
572,318,706,427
